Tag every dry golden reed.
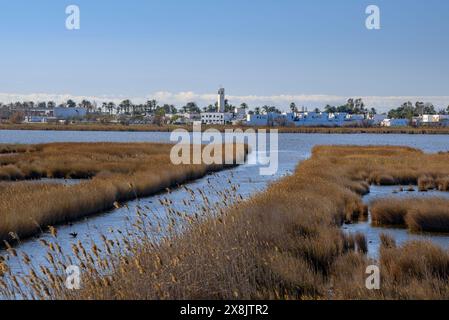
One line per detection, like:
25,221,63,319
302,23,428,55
372,197,449,233
64,146,449,299
0,142,246,243
2,145,449,300
4,122,449,135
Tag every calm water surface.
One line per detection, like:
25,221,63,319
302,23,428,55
1,130,449,273
345,186,449,258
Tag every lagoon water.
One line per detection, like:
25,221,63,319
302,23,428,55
345,185,449,259
2,130,449,275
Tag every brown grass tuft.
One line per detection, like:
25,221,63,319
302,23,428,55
371,197,449,233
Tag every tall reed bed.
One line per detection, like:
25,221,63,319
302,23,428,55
2,145,449,299
5,122,449,135
0,142,246,243
371,197,449,233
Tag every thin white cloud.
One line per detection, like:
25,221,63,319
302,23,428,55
1,92,449,113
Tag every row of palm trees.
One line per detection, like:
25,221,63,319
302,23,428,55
14,98,447,118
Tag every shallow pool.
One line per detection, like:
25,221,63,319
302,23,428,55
344,185,449,259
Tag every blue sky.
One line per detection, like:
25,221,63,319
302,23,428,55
0,0,448,111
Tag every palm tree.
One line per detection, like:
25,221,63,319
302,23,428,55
262,105,270,114
354,98,365,113
119,100,132,114
205,104,215,112
80,100,94,113
107,102,116,115
145,100,157,114
66,99,77,108
325,105,336,113
240,103,249,110
290,102,297,113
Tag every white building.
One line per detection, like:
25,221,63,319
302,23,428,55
422,114,449,126
246,114,271,126
231,107,248,125
295,112,333,126
200,88,233,125
173,113,201,124
24,116,49,123
246,111,367,127
54,107,87,120
368,114,388,125
381,118,409,127
294,112,365,127
201,112,233,125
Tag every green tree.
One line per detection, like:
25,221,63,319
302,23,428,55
107,102,116,115
290,102,297,113
145,100,158,114
224,99,235,112
183,102,200,114
156,104,177,115
119,100,132,114
388,101,415,119
79,100,94,113
66,99,77,108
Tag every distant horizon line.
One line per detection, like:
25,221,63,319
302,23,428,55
1,91,449,113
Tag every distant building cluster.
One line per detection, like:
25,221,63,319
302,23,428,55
23,107,87,123
198,89,381,127
245,111,370,127
200,88,246,125
1,88,449,128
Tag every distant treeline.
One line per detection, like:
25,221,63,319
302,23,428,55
1,98,449,118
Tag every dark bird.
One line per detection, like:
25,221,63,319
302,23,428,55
69,232,78,238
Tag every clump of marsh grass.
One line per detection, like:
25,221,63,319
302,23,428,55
379,233,396,249
354,233,368,254
371,198,409,227
418,175,436,191
371,197,449,233
378,241,449,299
436,177,449,191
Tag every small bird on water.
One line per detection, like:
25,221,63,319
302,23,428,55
69,232,78,238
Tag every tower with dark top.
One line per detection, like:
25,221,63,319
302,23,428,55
217,88,225,113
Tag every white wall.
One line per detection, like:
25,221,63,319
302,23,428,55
54,107,87,120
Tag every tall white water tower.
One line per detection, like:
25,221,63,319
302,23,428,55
217,88,225,112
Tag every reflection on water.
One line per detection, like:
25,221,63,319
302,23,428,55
344,185,449,259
